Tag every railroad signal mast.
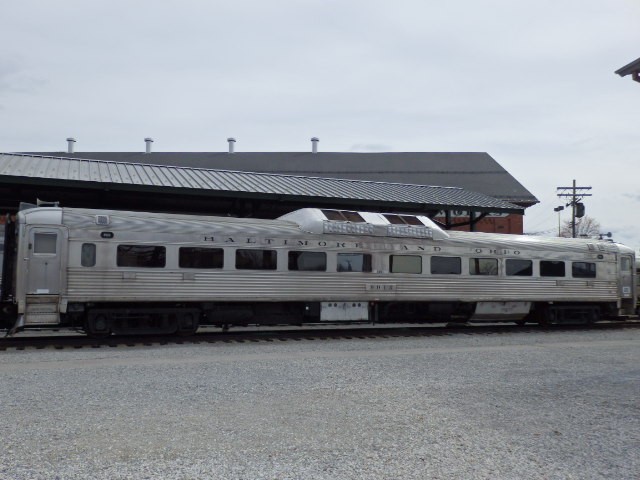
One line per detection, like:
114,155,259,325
556,179,592,238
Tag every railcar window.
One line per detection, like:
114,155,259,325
431,256,461,274
322,210,345,221
506,259,532,276
117,245,166,268
33,233,57,254
337,253,372,272
469,258,498,276
321,210,365,223
403,216,423,226
342,211,365,222
572,262,596,278
179,247,223,269
236,249,277,270
384,214,404,225
384,214,423,226
81,243,96,267
540,261,565,277
621,257,632,271
288,251,326,271
390,255,422,274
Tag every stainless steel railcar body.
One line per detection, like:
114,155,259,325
2,206,636,335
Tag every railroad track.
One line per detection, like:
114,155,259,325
1,320,639,351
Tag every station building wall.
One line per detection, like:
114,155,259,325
432,212,524,234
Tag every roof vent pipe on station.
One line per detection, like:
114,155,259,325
66,137,76,154
227,137,236,153
144,137,153,154
311,137,319,153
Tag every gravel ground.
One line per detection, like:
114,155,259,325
0,328,639,480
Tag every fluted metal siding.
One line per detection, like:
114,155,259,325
66,269,618,303
58,206,624,306
24,206,626,308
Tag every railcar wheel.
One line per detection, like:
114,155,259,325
85,313,112,338
528,305,552,326
585,308,599,325
176,312,199,336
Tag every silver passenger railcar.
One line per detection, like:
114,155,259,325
1,205,636,336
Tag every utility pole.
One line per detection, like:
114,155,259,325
556,179,592,238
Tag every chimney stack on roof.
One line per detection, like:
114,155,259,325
311,137,319,154
227,137,236,153
144,137,154,154
66,137,76,154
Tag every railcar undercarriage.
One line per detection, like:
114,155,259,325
1,299,625,338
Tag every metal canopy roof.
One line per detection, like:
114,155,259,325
26,151,538,206
0,153,524,214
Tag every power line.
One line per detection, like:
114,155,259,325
524,227,557,236
524,192,566,230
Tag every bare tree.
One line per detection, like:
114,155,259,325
559,215,601,238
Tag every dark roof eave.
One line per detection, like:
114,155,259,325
615,57,640,77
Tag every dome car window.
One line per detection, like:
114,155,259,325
288,251,327,271
337,253,372,272
431,256,461,275
117,245,166,268
390,255,422,274
236,249,277,270
540,261,565,277
179,247,223,269
506,259,532,276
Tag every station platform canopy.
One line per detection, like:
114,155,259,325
0,153,524,220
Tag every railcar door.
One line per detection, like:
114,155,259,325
26,227,64,295
620,255,635,314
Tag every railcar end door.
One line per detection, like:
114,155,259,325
620,255,635,314
25,227,65,295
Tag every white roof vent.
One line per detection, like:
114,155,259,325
66,137,76,154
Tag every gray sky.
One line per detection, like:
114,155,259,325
1,0,639,248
